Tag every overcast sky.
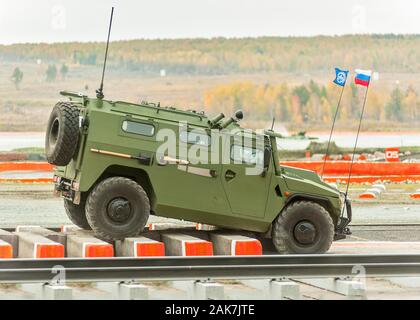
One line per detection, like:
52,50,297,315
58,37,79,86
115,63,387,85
0,0,419,44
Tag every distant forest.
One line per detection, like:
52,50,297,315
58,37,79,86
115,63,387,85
1,35,420,74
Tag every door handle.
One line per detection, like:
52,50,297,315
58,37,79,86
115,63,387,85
225,170,236,181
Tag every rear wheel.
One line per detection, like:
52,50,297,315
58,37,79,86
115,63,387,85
85,177,150,241
272,201,334,254
45,101,80,166
63,196,91,230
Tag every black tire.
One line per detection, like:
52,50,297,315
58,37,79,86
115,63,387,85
85,177,150,241
45,102,80,166
272,201,334,254
63,195,91,230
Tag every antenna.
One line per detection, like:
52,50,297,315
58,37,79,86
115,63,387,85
96,7,114,99
270,117,275,131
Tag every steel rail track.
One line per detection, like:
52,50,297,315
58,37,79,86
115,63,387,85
0,254,420,283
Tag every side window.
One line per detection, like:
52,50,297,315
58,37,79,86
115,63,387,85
180,130,211,146
122,120,155,136
230,145,264,165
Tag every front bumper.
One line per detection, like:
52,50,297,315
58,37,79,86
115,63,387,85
334,197,352,240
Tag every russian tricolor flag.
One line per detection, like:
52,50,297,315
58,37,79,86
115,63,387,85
354,69,372,87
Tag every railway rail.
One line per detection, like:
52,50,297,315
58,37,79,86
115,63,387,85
0,254,420,283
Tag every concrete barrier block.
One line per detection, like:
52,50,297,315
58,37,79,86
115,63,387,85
16,226,66,246
15,232,64,258
115,236,165,257
161,233,213,256
210,233,262,256
148,222,195,231
196,223,219,231
270,280,301,300
60,225,81,233
43,284,73,300
0,229,18,257
66,232,114,258
194,281,224,300
118,283,149,300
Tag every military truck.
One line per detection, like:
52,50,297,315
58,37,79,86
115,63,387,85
45,92,351,253
44,8,351,254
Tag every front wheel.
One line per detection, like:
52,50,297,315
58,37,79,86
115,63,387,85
64,196,91,230
86,177,150,241
272,201,334,254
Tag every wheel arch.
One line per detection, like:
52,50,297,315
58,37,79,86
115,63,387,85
281,194,338,225
91,165,156,210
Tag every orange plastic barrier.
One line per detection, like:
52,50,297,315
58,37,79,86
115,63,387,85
0,162,54,172
323,175,420,183
1,161,420,184
281,161,420,176
0,178,53,183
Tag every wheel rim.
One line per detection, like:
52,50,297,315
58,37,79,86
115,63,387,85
49,118,60,148
293,220,317,245
106,197,132,223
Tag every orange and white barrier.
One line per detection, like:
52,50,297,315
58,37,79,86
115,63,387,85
210,233,262,256
161,233,213,256
15,232,65,258
411,189,420,199
0,240,13,259
116,237,165,257
0,162,53,172
359,183,386,199
66,233,114,258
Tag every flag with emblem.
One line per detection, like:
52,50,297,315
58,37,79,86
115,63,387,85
333,68,349,87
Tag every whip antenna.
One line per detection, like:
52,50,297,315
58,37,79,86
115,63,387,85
96,7,114,99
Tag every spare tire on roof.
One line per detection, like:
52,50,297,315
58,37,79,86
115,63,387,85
45,101,80,166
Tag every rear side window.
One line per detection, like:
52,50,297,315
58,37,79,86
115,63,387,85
122,120,155,136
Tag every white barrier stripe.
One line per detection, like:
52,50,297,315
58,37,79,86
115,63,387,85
16,225,40,232
230,240,237,256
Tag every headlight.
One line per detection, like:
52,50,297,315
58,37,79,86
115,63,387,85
339,192,346,208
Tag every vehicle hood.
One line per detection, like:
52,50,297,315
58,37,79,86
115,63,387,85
280,165,340,198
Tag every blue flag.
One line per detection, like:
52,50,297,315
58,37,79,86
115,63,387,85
333,68,349,87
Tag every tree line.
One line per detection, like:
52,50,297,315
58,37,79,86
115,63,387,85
1,35,420,75
203,81,419,124
10,64,68,90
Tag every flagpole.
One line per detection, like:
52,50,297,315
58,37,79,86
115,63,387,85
343,83,370,201
321,84,345,178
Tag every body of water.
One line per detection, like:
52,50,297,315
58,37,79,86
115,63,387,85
0,131,419,151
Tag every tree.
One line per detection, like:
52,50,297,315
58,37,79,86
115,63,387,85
386,87,404,121
60,63,69,80
404,86,418,121
46,65,57,82
11,67,23,90
292,85,310,106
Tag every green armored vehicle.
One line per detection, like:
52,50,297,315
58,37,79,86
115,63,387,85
45,92,351,254
44,8,351,254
